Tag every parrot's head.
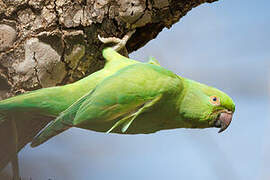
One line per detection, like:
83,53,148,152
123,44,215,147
178,78,235,133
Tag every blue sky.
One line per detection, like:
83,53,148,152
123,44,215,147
131,0,270,97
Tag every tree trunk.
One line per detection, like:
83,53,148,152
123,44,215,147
0,0,217,172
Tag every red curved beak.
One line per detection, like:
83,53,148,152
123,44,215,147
215,112,233,133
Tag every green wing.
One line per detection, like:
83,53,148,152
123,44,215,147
31,63,180,146
30,91,94,147
73,63,180,129
106,94,162,133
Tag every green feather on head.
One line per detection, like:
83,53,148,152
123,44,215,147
178,79,235,132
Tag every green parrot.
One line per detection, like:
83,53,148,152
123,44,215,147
30,53,235,147
0,31,235,179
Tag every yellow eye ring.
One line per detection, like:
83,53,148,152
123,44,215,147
210,96,220,106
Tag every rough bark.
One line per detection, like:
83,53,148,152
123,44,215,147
0,0,217,173
0,0,217,98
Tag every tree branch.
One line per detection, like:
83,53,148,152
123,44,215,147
0,0,217,98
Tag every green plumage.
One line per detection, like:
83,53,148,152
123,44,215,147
28,47,234,146
0,47,235,174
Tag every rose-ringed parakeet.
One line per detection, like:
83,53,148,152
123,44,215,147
0,30,235,179
30,53,235,148
29,31,235,146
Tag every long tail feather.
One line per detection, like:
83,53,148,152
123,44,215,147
30,114,72,147
0,116,19,180
0,112,53,179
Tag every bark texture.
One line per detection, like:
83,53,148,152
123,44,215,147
0,0,217,98
0,0,217,173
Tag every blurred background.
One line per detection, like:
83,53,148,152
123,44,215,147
3,0,270,179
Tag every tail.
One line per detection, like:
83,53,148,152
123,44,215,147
0,115,19,180
0,111,53,179
31,113,73,147
11,153,19,180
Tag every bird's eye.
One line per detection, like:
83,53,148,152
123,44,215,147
210,96,220,106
